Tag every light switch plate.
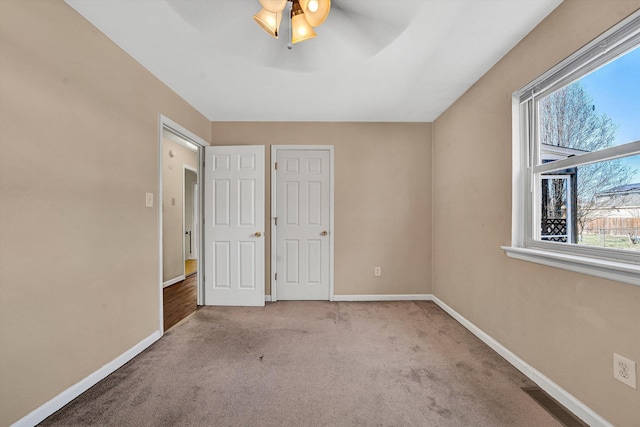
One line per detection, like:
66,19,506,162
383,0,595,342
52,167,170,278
145,192,153,208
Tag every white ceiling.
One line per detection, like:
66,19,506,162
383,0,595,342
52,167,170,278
65,0,562,122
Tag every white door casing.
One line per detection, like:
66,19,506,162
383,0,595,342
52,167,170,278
192,182,198,259
204,145,265,306
272,147,333,301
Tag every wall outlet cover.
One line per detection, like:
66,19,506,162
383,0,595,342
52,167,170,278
613,353,636,389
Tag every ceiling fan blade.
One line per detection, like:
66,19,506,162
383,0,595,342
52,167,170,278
167,0,244,30
329,0,421,56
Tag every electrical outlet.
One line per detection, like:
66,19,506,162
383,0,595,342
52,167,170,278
374,267,381,277
613,353,636,389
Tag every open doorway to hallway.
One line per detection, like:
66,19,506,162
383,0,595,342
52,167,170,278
160,123,204,331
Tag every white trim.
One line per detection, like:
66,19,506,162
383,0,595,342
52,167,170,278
162,275,185,288
11,331,161,427
196,145,204,306
502,246,640,286
511,95,527,248
160,116,209,149
430,296,613,427
328,146,335,302
535,141,640,174
157,118,164,334
265,295,272,302
333,294,433,302
270,145,335,303
270,146,277,302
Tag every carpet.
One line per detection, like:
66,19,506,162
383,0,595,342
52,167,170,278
41,301,562,426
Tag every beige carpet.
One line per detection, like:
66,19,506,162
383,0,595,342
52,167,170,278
41,301,562,426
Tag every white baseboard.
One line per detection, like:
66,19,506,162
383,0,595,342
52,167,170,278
12,297,609,427
333,294,433,302
430,296,611,427
12,330,162,427
265,294,432,303
162,275,185,288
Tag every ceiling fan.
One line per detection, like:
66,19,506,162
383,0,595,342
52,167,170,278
165,0,419,72
253,0,331,48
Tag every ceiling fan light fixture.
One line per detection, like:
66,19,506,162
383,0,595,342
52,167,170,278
253,8,282,38
258,0,287,13
254,0,326,46
300,0,330,27
291,2,316,44
307,0,319,12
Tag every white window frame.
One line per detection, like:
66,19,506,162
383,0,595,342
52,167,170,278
503,11,640,287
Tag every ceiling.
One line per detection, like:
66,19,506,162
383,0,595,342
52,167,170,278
65,0,562,122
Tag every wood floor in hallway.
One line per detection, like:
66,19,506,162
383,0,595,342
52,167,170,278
163,272,197,331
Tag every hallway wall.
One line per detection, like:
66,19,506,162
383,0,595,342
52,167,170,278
162,138,198,283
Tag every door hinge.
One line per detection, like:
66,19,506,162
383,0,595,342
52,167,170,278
275,272,277,281
275,162,278,170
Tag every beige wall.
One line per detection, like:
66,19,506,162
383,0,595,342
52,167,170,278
3,0,637,425
432,1,640,425
162,138,198,282
211,122,432,297
0,1,210,425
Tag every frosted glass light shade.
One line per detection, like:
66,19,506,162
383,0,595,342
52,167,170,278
307,0,319,12
291,14,316,44
258,0,287,13
253,8,282,39
300,0,330,27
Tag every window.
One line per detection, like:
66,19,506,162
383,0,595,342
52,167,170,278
504,12,640,286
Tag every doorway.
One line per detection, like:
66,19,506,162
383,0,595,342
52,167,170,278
159,116,206,332
271,146,334,301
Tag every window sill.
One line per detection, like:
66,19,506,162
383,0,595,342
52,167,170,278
501,246,640,287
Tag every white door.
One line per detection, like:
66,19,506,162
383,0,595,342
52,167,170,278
274,148,332,300
204,145,264,306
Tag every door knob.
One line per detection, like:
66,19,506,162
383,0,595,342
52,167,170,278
321,230,328,236
255,231,262,237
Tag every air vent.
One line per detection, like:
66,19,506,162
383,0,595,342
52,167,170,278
522,387,588,427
